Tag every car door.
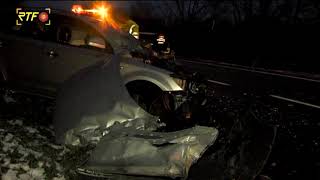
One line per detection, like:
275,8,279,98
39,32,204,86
39,14,114,88
0,21,46,87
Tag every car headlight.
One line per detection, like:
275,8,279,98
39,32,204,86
172,77,187,91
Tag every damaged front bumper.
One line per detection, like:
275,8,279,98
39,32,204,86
53,56,218,179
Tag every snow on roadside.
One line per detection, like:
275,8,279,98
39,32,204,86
0,118,71,180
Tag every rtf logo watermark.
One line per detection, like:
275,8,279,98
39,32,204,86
16,8,51,26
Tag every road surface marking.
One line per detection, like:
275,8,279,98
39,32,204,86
270,94,320,109
207,79,232,86
179,59,320,83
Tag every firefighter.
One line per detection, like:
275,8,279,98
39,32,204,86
153,33,170,54
122,19,139,39
113,10,139,39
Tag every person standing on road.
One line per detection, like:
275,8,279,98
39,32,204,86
113,10,139,39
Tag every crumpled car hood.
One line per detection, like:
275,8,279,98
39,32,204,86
53,55,218,179
78,124,218,179
53,55,159,146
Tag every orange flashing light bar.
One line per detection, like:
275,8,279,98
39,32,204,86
71,4,119,29
71,5,84,14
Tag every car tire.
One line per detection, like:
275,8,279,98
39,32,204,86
126,80,171,116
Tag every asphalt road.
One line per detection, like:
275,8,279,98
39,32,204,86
177,58,320,179
177,58,320,106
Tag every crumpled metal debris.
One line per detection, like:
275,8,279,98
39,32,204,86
53,55,218,179
78,124,218,179
53,55,160,146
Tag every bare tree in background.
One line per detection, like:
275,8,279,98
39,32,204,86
157,0,210,25
202,0,320,25
129,1,154,19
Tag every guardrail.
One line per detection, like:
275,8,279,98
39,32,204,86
176,57,320,83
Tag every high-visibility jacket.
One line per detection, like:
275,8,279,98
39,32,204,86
119,20,139,39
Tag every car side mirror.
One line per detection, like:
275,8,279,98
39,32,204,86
86,35,106,49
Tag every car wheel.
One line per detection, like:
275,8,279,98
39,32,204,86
126,80,172,116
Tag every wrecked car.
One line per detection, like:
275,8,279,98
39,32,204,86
52,54,218,179
0,4,277,180
0,9,187,115
0,7,218,179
